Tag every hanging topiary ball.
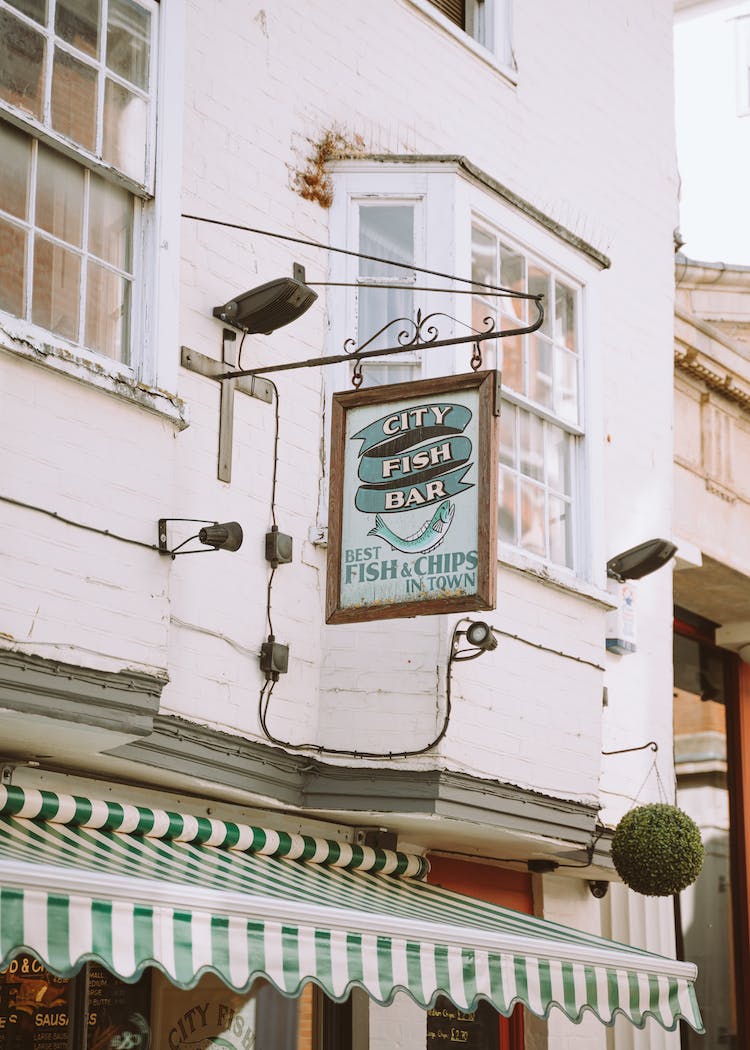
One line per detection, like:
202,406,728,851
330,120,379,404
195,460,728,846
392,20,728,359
611,803,704,897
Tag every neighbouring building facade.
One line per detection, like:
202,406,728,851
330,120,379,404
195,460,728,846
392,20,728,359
673,2,750,1046
0,2,698,1049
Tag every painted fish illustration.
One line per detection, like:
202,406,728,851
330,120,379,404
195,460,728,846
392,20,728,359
368,500,455,554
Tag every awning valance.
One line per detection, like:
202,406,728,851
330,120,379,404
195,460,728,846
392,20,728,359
0,787,703,1033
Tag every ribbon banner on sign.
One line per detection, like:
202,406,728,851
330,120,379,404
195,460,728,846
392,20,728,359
326,372,499,624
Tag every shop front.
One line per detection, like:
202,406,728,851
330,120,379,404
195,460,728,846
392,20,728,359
0,785,703,1048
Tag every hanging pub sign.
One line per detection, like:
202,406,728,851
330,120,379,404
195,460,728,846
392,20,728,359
326,370,499,623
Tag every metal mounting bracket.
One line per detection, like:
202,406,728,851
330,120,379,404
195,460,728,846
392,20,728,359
181,337,274,482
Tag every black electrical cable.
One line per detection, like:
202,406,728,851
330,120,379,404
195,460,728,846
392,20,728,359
181,213,541,303
0,494,158,552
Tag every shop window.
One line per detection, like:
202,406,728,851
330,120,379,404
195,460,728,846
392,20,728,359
0,0,157,367
0,956,352,1049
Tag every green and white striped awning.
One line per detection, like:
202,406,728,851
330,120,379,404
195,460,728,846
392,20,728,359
0,787,703,1033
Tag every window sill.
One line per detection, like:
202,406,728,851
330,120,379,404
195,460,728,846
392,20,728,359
404,0,518,85
0,316,188,431
498,545,617,610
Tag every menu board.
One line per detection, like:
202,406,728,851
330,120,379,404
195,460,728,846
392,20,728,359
86,964,151,1050
426,995,499,1049
0,953,73,1049
0,956,151,1050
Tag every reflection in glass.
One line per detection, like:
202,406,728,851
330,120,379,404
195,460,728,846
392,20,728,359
107,0,151,89
359,205,414,280
520,479,545,557
549,495,573,568
499,322,523,394
519,409,544,482
0,9,45,119
545,424,571,497
501,243,526,320
555,280,576,349
529,333,553,408
554,345,579,424
0,122,31,220
528,266,551,334
52,47,97,150
499,466,516,545
103,77,148,182
85,260,130,361
36,144,85,246
56,0,100,57
33,234,81,340
471,226,496,287
89,174,133,269
7,0,47,23
0,218,27,315
499,403,515,468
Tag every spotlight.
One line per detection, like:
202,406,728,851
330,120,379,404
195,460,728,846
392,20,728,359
465,621,498,652
198,522,244,552
606,538,677,582
213,274,317,334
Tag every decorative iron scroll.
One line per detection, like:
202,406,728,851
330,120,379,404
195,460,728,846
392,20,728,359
215,297,544,382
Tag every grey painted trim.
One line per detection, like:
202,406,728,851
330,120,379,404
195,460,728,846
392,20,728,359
109,715,305,808
0,650,164,737
110,716,601,848
339,154,611,270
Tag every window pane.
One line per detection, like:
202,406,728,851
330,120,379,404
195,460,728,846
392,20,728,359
529,333,553,408
85,260,130,361
103,77,148,181
499,402,516,468
472,226,496,287
6,0,47,23
549,495,574,569
554,345,579,424
33,234,81,340
555,280,576,350
499,466,516,544
89,174,133,269
528,265,551,335
520,479,545,557
0,121,31,220
51,47,97,151
500,243,526,320
357,282,413,352
0,9,45,119
0,217,27,315
519,409,544,481
360,361,419,388
107,0,151,89
56,0,100,58
359,205,414,280
545,424,572,497
499,322,523,394
36,144,84,246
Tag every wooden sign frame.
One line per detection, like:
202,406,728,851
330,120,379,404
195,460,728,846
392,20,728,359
326,370,499,624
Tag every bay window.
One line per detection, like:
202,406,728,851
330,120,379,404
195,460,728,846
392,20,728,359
472,223,582,571
0,0,157,367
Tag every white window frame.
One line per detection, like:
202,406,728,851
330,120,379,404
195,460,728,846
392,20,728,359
405,0,515,79
324,161,606,591
0,0,185,419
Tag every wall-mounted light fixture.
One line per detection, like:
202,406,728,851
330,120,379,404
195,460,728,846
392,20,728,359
451,619,498,662
158,518,244,558
213,266,318,334
606,538,677,582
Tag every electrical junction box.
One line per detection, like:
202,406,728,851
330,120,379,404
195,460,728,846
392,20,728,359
260,640,289,676
605,579,637,654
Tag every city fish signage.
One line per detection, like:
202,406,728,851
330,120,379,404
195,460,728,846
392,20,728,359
326,371,499,623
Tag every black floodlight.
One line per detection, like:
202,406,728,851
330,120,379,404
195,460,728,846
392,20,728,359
198,522,244,552
606,538,677,582
465,620,498,652
213,277,317,334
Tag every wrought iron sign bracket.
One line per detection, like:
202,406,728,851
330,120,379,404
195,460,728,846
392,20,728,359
181,331,274,482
